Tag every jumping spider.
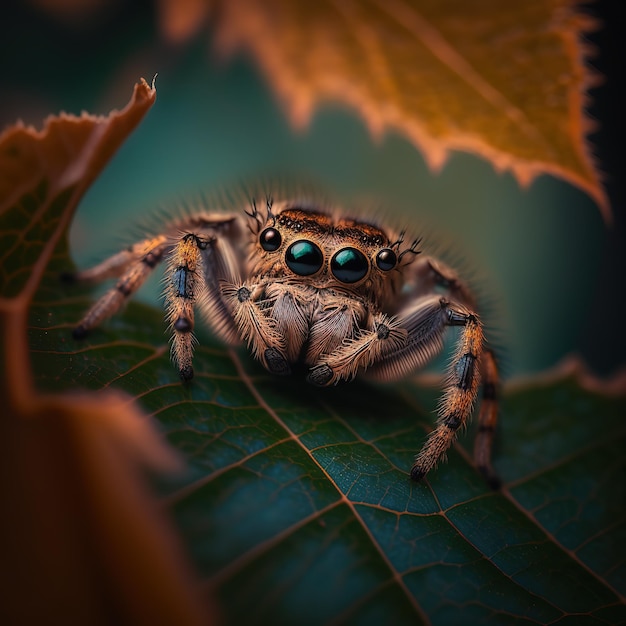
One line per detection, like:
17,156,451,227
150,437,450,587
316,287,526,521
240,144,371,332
67,195,500,486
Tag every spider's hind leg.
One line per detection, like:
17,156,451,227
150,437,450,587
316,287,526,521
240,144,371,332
70,235,168,338
473,348,501,489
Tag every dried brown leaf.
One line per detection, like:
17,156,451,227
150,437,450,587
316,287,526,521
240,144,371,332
160,0,608,219
0,80,214,625
157,0,213,43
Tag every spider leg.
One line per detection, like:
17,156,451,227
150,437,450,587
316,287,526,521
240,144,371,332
308,293,453,385
164,233,208,381
306,312,408,386
408,255,501,486
64,236,168,284
265,283,313,363
221,281,291,375
71,236,168,338
165,216,249,381
409,300,484,481
404,254,477,305
309,293,488,482
473,348,500,488
71,213,247,382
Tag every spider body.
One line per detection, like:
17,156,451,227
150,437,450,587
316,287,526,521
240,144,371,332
69,196,500,486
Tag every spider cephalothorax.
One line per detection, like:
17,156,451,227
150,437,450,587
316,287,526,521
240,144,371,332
68,195,500,486
249,206,409,307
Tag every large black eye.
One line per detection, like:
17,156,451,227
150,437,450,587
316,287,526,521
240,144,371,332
285,240,323,275
331,247,369,283
260,227,282,251
376,248,397,271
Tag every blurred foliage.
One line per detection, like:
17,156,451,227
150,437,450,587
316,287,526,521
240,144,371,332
0,82,213,626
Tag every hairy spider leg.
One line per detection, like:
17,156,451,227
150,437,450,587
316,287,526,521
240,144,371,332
264,282,312,363
306,313,408,386
403,255,480,318
410,301,484,481
221,280,291,375
317,292,486,482
406,256,501,486
164,223,245,381
165,216,250,380
65,236,168,284
164,233,209,381
360,294,453,383
473,348,500,488
71,236,169,338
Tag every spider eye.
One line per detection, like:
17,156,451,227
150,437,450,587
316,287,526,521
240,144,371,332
260,227,282,251
376,248,397,271
331,247,369,283
285,240,323,276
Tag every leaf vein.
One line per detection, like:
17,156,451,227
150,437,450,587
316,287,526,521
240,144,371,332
230,348,430,622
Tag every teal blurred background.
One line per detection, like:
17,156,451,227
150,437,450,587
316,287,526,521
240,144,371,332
2,0,624,378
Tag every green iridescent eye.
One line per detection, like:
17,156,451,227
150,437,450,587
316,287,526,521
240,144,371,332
331,247,369,283
285,240,323,276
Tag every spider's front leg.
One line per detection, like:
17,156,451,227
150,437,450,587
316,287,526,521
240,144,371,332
367,295,486,482
165,233,209,381
165,226,260,381
409,299,484,482
310,294,495,484
221,280,291,376
306,313,408,386
404,256,501,487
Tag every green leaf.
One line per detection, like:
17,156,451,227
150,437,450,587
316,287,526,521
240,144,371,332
30,255,626,624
